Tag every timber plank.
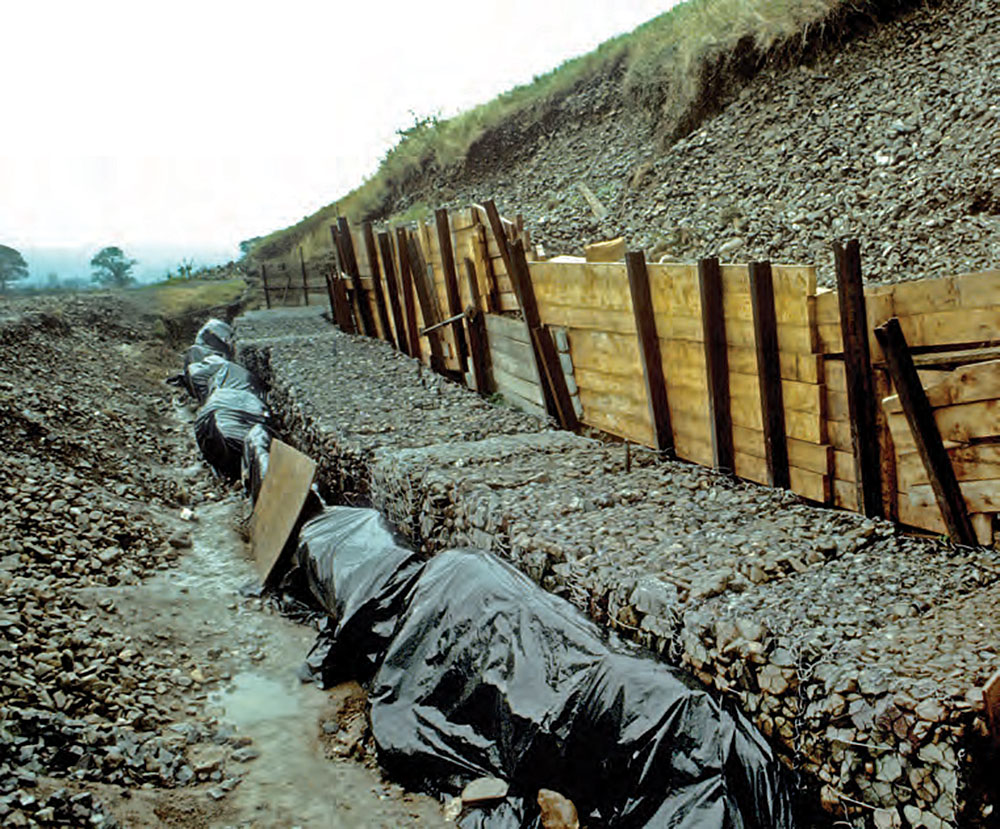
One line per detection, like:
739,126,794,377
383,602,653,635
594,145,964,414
491,363,544,407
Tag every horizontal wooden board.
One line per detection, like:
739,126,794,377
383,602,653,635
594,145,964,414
568,329,642,374
578,387,653,445
485,313,531,345
897,444,1000,491
908,480,1000,514
733,451,830,503
887,399,1000,448
834,478,859,511
492,366,545,411
883,360,1000,414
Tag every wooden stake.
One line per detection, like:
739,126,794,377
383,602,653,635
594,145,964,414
435,208,469,367
298,246,309,306
463,258,490,393
260,264,271,309
406,233,447,374
362,221,393,343
698,257,733,472
395,226,421,357
336,218,375,337
378,231,409,354
626,250,673,455
328,224,357,333
875,318,976,545
483,199,514,277
749,261,790,489
509,239,577,429
835,239,883,517
474,221,500,312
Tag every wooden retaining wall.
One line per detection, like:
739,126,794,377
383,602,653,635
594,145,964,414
258,204,1000,544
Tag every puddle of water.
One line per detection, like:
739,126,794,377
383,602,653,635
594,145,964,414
213,671,303,726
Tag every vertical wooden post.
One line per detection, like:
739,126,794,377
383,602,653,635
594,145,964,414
508,240,577,429
463,258,490,393
298,246,309,306
362,222,393,343
749,261,790,489
336,218,375,337
260,264,271,309
875,318,976,545
328,224,357,333
873,367,898,521
378,231,409,354
698,257,733,472
474,221,500,312
483,199,514,277
406,233,447,374
332,277,355,333
435,208,469,367
625,250,673,454
834,239,883,518
395,227,421,357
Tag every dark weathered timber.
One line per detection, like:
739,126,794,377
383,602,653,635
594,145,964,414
483,199,514,278
362,222,393,343
532,326,580,430
875,318,976,545
331,275,356,333
406,233,447,374
474,222,500,312
698,257,733,472
625,250,674,454
749,261,790,488
298,246,310,306
463,258,490,393
378,231,409,354
260,264,271,309
435,208,469,366
395,226,421,357
508,239,576,428
336,218,375,337
874,366,898,521
835,240,883,517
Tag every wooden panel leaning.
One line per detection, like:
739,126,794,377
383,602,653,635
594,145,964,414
626,250,673,455
361,222,393,344
378,231,409,355
834,239,883,517
875,317,977,545
749,261,790,488
698,257,733,472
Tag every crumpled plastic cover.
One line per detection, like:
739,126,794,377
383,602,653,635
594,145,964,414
185,353,227,402
194,318,235,359
241,423,273,505
194,387,270,478
295,507,424,687
298,507,798,829
208,360,265,399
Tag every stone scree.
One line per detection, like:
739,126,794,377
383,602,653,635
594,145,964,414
235,306,999,828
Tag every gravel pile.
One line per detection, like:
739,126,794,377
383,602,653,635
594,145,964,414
390,0,1000,287
239,307,1000,826
0,297,247,825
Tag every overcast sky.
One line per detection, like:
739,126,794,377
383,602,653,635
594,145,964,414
1,0,675,263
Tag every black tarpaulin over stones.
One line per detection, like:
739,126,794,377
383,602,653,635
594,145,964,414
194,388,270,479
295,506,798,829
241,423,273,505
184,352,227,402
208,360,266,399
194,318,235,359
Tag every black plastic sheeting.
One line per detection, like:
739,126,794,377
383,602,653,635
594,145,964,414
185,353,227,402
241,423,272,505
194,388,270,479
296,506,798,829
194,318,235,359
207,359,266,399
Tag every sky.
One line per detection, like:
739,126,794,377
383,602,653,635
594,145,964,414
1,0,676,278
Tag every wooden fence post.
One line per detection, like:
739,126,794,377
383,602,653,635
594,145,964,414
327,224,356,333
508,239,577,430
395,227,421,357
378,231,409,354
435,208,469,369
483,199,514,277
362,222,393,343
406,233,447,374
298,246,309,306
698,257,733,472
474,221,500,312
834,239,883,518
260,264,271,309
626,250,673,454
749,261,790,488
463,258,490,393
875,318,976,545
336,218,375,337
